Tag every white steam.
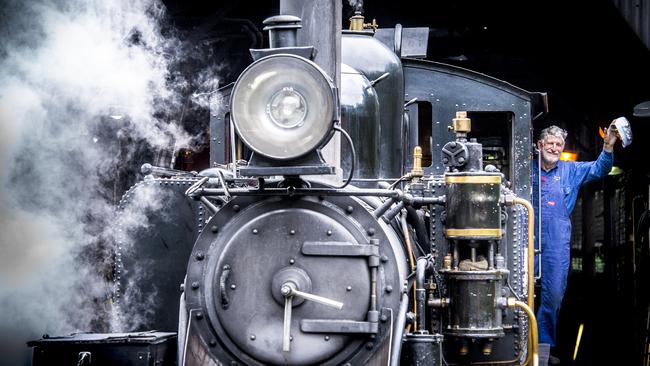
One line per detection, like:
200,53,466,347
0,0,214,364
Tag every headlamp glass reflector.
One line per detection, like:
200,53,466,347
267,87,307,128
231,54,336,160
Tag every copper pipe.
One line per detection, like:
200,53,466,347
513,300,539,366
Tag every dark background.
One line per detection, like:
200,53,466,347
165,0,650,365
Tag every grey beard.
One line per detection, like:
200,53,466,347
541,151,559,166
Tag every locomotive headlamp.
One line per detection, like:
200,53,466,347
231,54,337,160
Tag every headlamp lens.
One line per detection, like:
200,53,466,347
230,54,336,160
267,87,307,128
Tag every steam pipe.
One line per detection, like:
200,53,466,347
415,257,428,332
383,201,405,222
400,211,417,329
512,197,535,310
406,206,431,253
373,196,398,218
389,290,410,366
510,299,539,366
198,187,402,199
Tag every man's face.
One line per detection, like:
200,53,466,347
538,135,565,167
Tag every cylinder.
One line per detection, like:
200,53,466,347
444,270,504,338
444,172,502,240
401,333,444,366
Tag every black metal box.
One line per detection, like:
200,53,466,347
27,331,176,366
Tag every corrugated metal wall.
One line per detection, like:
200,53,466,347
613,0,650,48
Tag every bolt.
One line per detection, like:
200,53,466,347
385,285,393,293
442,157,449,164
381,255,389,263
191,281,200,290
179,283,185,292
365,342,374,349
380,315,388,322
195,312,203,320
458,157,465,163
195,252,205,260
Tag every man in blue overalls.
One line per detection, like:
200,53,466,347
533,124,618,366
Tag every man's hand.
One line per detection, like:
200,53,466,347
603,120,618,152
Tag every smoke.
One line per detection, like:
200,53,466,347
0,0,217,364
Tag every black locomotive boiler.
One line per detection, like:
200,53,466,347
29,5,549,366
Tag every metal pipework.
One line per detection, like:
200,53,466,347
390,288,410,366
504,195,535,310
507,298,539,366
415,257,428,332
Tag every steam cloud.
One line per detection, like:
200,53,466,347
0,0,217,364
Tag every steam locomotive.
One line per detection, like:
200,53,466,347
29,6,549,366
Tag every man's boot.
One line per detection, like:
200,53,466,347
538,343,551,366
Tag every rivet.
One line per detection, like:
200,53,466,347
345,206,354,214
231,284,237,290
346,286,352,291
191,281,200,290
195,252,205,260
223,265,231,270
385,285,393,293
290,230,296,235
365,342,374,349
380,315,388,322
195,312,203,320
233,205,240,212
252,229,258,234
324,335,330,341
289,259,295,265
250,335,256,340
381,255,389,263
290,336,293,341
327,230,333,236
211,225,218,233
209,339,217,347
367,228,376,236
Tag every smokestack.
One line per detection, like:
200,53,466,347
279,0,342,182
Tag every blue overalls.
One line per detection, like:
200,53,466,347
532,150,613,346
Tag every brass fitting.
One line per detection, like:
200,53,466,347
349,13,365,30
410,146,424,178
452,111,471,133
349,12,378,31
443,254,452,270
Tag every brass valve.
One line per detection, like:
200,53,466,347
410,146,424,178
349,13,378,31
451,111,471,133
